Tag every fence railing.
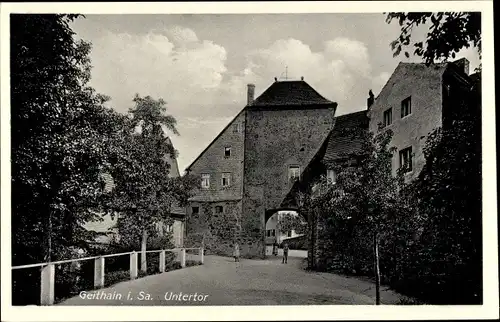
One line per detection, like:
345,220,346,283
11,247,204,306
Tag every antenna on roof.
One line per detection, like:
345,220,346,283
278,66,289,80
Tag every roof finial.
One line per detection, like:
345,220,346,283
285,66,288,80
301,76,304,81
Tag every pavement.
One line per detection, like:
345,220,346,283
59,254,405,306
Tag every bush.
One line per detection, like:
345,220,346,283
105,271,130,287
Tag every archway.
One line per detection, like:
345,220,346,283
264,207,307,257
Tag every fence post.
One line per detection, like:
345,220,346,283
180,248,186,268
200,247,204,264
130,252,138,280
94,257,105,289
159,251,165,273
40,264,55,305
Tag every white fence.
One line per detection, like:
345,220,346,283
11,247,204,306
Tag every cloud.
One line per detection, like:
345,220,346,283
86,27,391,170
223,37,376,111
88,26,228,118
324,37,371,77
372,72,391,95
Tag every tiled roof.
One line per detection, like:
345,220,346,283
250,80,335,107
323,110,369,162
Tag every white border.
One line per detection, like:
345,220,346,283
1,1,497,321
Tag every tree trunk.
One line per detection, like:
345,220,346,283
141,228,147,272
374,231,381,305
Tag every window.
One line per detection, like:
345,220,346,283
267,229,275,237
215,205,223,213
326,169,336,185
221,172,231,187
233,123,241,133
201,174,210,189
399,147,413,173
401,96,412,118
287,230,292,237
383,108,392,127
224,147,231,158
288,165,300,183
192,206,199,215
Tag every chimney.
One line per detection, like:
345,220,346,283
247,83,255,105
453,58,470,75
301,76,304,81
367,89,375,110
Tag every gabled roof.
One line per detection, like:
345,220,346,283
376,60,475,101
375,62,448,101
250,80,335,107
280,110,368,208
184,109,245,172
323,110,369,162
185,80,337,172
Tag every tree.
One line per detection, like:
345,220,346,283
277,212,307,236
10,14,118,265
404,82,482,304
104,95,181,272
386,12,481,68
312,127,411,304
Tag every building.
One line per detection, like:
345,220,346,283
367,58,479,181
184,57,480,261
185,78,337,258
281,58,480,269
84,137,186,248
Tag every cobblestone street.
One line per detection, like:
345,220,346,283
59,255,404,306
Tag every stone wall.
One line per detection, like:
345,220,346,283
187,110,246,202
368,63,444,181
243,106,336,258
185,200,242,256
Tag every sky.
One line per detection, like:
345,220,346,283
70,13,481,173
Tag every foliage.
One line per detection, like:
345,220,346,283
386,12,481,67
102,94,185,251
276,212,307,235
309,84,482,303
400,83,482,303
11,14,121,265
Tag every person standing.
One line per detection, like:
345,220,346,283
233,242,240,262
272,239,278,256
282,242,289,264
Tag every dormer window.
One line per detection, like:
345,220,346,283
224,147,231,158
